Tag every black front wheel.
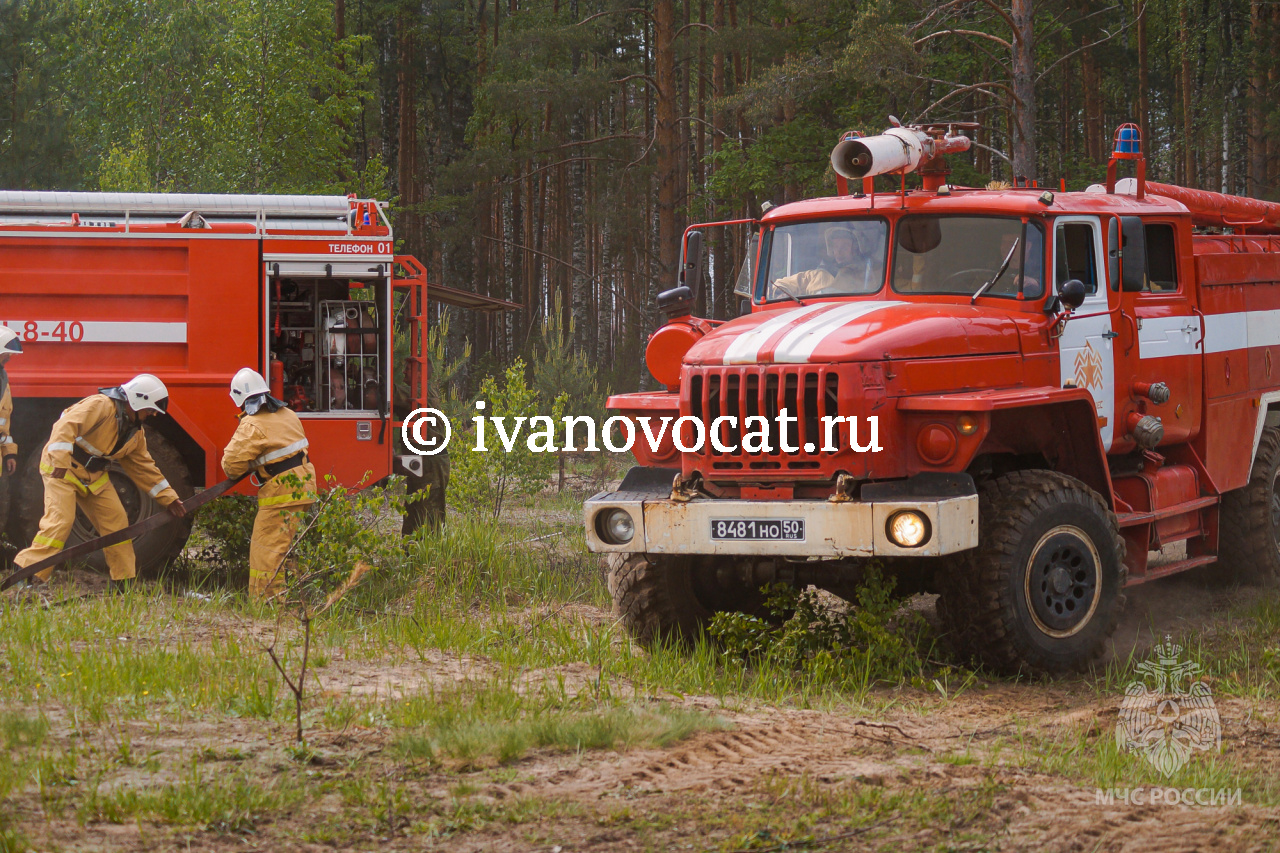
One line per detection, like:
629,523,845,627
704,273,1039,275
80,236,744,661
935,470,1126,675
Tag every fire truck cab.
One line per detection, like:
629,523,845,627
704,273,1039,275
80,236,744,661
0,191,515,576
586,123,1280,674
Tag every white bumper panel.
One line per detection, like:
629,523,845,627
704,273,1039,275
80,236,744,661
585,494,978,558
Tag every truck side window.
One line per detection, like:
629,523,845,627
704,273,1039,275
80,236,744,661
1144,224,1178,292
1057,223,1098,294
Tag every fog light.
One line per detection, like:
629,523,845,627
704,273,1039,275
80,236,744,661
887,510,930,548
601,508,635,544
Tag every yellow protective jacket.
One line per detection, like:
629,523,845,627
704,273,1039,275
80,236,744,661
221,407,316,508
0,368,16,472
40,393,179,503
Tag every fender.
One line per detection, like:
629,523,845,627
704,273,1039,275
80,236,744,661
898,386,1114,507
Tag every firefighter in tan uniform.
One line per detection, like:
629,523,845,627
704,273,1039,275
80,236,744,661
0,328,23,476
14,374,185,586
221,368,316,601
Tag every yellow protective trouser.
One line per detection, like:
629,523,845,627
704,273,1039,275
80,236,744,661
15,474,134,581
248,504,308,601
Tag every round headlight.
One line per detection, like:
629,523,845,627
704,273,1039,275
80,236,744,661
603,508,635,544
887,510,930,548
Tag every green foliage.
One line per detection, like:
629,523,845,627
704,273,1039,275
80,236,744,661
449,358,566,518
530,293,603,426
424,311,472,423
187,493,258,588
286,475,408,603
709,565,934,689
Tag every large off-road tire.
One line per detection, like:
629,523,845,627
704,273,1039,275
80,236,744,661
935,470,1126,675
1215,425,1280,585
607,553,774,646
12,431,195,579
401,449,448,536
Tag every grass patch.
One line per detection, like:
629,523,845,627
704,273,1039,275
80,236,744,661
391,680,724,767
79,761,304,830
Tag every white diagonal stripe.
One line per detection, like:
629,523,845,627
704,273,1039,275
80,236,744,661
722,304,827,365
772,301,904,363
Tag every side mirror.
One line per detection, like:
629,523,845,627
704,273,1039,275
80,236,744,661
1060,279,1087,311
680,230,704,303
657,285,694,320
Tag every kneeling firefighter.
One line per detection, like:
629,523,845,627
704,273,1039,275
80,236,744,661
14,374,186,587
221,368,316,601
0,328,24,476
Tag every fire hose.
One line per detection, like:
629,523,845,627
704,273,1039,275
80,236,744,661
0,472,250,591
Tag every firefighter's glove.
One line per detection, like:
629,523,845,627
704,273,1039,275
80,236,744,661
85,457,109,474
4,458,14,475
166,500,187,519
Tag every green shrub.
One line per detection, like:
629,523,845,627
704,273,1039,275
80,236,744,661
708,565,935,688
187,493,258,587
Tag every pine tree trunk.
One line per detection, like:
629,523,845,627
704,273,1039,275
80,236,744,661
655,0,680,295
1010,0,1036,180
1181,3,1196,187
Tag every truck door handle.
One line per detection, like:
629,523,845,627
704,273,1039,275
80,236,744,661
1102,330,1119,339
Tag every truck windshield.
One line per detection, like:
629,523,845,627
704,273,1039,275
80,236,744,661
891,215,1045,299
762,219,888,301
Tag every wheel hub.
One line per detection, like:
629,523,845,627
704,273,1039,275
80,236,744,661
1026,526,1101,637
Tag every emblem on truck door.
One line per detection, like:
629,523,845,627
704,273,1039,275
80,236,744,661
1074,341,1105,393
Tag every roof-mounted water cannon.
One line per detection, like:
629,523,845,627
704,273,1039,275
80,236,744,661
831,119,976,193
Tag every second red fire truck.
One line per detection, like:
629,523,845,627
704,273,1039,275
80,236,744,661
0,191,515,575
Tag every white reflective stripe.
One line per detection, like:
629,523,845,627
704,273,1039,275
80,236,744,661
148,480,170,498
48,441,74,452
0,418,6,425
723,304,827,365
75,435,107,457
1137,315,1201,360
1247,309,1280,348
1203,311,1248,354
251,438,309,468
0,436,12,445
0,320,187,344
772,301,904,363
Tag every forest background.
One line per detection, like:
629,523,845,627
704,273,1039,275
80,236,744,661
0,0,1272,401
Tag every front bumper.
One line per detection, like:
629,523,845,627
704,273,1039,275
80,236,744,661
584,492,979,558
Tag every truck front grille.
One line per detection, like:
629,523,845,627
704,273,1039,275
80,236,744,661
686,365,840,472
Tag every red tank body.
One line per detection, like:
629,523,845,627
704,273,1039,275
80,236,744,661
0,191,516,571
585,122,1280,673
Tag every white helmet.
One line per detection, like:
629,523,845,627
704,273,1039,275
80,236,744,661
229,367,271,407
119,373,169,413
0,327,22,355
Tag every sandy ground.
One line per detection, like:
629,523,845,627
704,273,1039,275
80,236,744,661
6,562,1280,852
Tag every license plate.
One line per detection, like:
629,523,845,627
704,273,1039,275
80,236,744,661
710,519,805,541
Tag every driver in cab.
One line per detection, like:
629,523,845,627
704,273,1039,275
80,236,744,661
769,225,880,299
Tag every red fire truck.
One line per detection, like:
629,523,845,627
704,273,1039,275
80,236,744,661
586,122,1280,674
0,191,514,575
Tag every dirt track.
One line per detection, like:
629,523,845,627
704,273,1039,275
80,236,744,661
6,567,1280,852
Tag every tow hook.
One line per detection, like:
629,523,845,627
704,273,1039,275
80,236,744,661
671,472,703,503
828,473,857,503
